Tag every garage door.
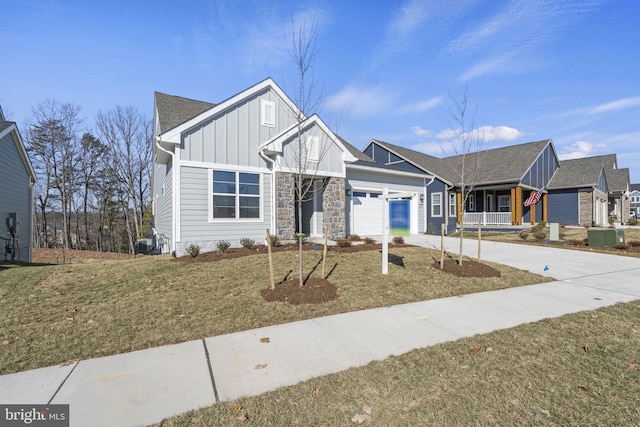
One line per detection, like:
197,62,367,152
352,191,384,235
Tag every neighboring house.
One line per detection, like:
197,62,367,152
365,139,632,230
152,79,429,256
0,106,37,262
363,139,559,232
630,184,640,217
546,155,612,227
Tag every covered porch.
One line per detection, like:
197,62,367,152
458,186,548,226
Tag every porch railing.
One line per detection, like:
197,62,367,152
462,211,512,225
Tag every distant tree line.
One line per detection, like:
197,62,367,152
24,100,152,254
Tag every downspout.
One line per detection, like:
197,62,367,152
155,137,175,254
444,183,454,233
259,150,277,240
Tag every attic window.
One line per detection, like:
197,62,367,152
261,100,275,127
307,136,319,162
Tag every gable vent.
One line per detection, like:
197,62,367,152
261,100,275,127
307,136,319,162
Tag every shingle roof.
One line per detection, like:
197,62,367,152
337,135,375,162
443,139,551,186
371,138,552,186
631,183,640,192
606,168,629,193
0,121,13,134
155,92,216,134
547,156,607,189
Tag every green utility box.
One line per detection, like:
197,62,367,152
587,229,625,248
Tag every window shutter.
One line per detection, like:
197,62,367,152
307,136,319,161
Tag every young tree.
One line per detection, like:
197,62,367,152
437,90,485,265
285,17,332,286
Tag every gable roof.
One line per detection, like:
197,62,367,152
0,120,37,183
154,92,216,134
368,138,554,187
444,139,552,187
631,183,640,193
547,156,607,189
606,168,629,193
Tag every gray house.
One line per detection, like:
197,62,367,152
152,78,428,256
0,106,36,262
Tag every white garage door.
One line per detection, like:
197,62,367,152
352,191,384,235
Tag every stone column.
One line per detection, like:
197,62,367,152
322,176,346,240
275,173,295,240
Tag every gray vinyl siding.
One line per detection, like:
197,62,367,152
0,130,33,262
547,189,579,225
180,89,296,168
153,161,173,243
281,126,345,176
363,144,425,174
177,165,272,256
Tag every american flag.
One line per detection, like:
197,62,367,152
524,189,542,207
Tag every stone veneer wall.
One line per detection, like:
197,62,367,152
275,172,295,240
579,190,593,227
322,176,346,240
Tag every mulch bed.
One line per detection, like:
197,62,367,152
260,278,339,305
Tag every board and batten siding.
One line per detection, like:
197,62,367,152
521,143,558,190
0,129,33,262
180,89,296,168
280,126,346,177
176,165,272,256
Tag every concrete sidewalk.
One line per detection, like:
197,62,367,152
1,236,639,427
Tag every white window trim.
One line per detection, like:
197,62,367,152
449,193,456,217
261,100,275,127
209,169,263,222
431,192,443,217
467,194,474,211
498,195,510,212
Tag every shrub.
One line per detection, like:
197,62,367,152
519,231,529,240
336,239,351,247
614,244,628,250
347,234,362,242
392,236,405,245
240,237,255,249
363,237,376,244
629,218,639,226
627,240,640,247
216,240,231,253
533,231,546,240
185,243,200,258
428,224,436,235
567,239,584,247
269,235,280,247
531,221,546,233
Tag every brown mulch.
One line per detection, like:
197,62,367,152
431,259,501,278
173,243,402,263
260,277,338,305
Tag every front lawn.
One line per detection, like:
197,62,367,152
0,246,550,375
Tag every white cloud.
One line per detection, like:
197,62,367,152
326,84,395,118
436,125,522,142
588,97,640,114
411,126,431,137
399,96,443,114
557,140,596,160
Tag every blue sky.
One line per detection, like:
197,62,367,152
3,0,639,181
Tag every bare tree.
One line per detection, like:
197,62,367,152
77,132,107,249
437,89,485,265
25,100,83,249
96,106,152,254
284,17,333,286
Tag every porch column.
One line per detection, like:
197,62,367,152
530,190,536,225
542,193,548,223
457,192,462,224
